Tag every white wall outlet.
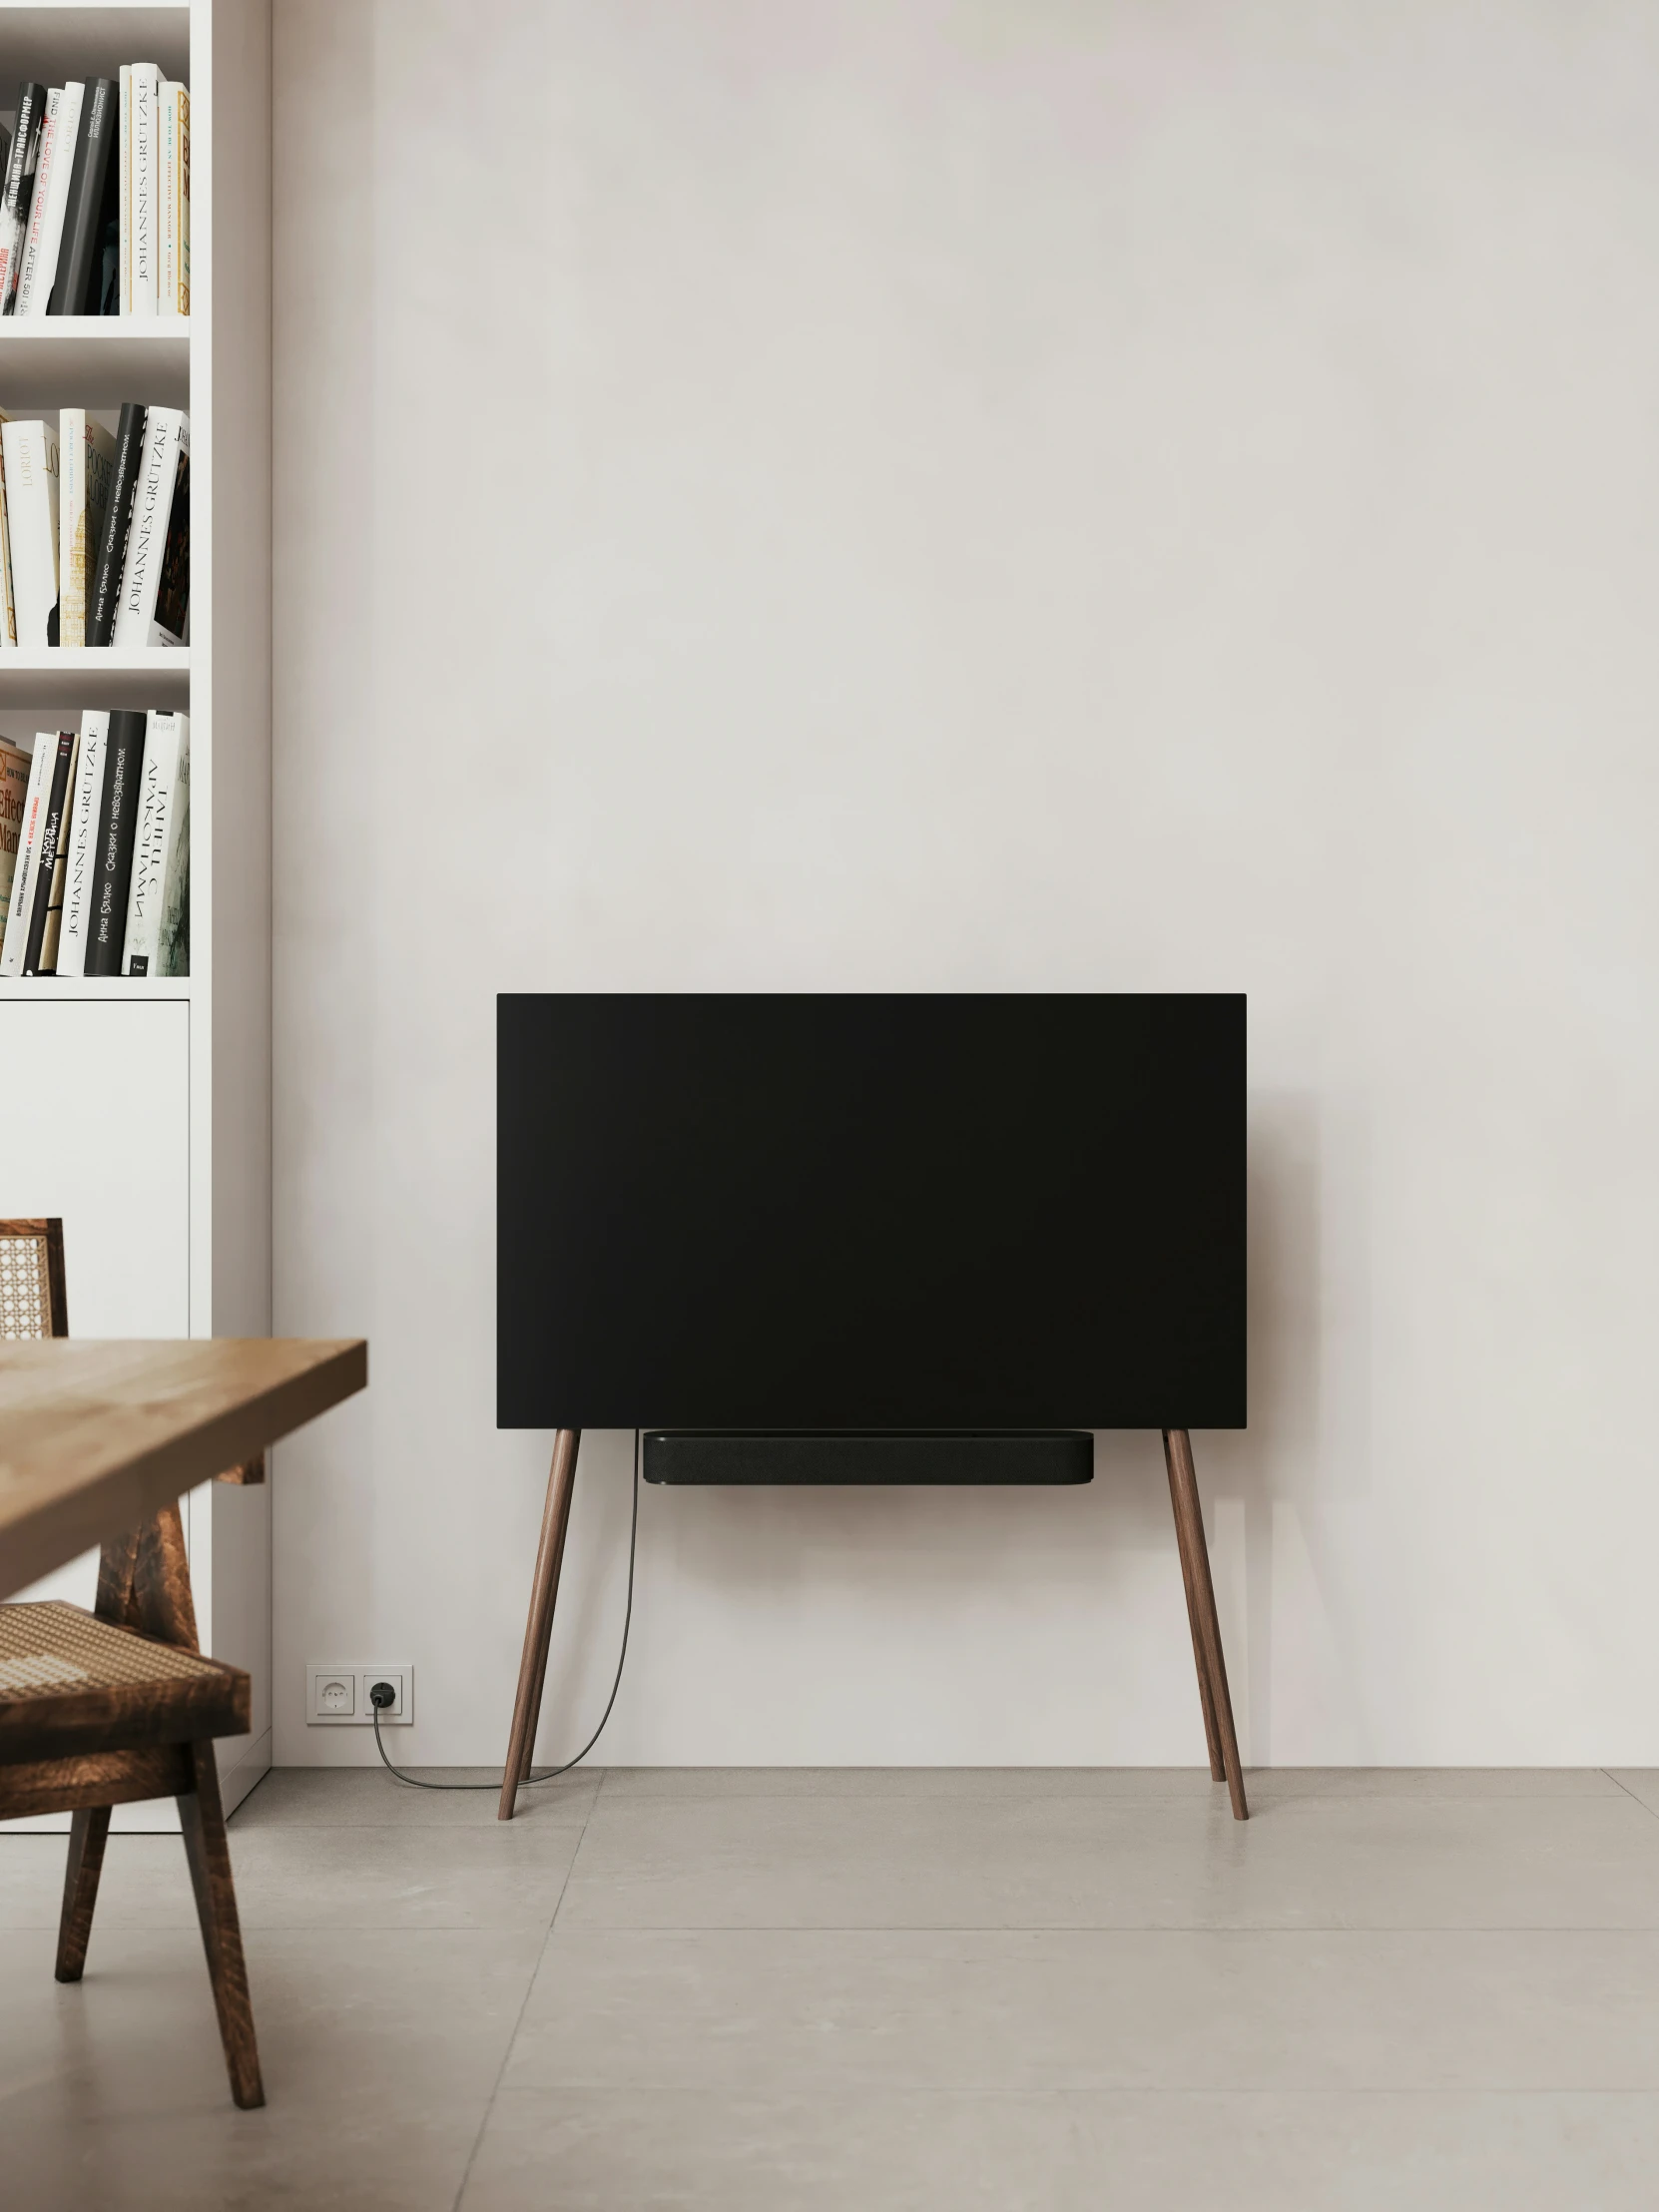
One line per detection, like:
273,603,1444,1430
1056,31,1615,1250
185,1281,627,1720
306,1664,414,1725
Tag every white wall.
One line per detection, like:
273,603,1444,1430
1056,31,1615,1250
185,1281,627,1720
272,0,1659,1768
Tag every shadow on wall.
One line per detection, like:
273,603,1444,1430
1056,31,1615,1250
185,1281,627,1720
524,1089,1374,1767
1203,1086,1375,1765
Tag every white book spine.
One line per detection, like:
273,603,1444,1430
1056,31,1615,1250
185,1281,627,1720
112,407,182,646
159,85,175,317
131,65,157,316
0,418,60,647
158,713,189,973
59,406,85,644
0,737,50,974
18,80,81,317
119,65,131,314
14,90,62,318
54,710,108,974
123,710,186,973
0,402,15,648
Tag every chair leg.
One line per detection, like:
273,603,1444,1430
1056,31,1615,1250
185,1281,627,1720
55,1806,112,1982
1163,1428,1249,1821
1164,1434,1225,1784
499,1428,581,1820
178,1741,265,2108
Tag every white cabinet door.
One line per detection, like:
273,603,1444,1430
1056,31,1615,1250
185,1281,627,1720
2,998,192,1605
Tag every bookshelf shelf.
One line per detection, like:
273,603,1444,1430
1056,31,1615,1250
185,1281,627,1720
0,321,189,406
0,973,195,1000
0,646,189,705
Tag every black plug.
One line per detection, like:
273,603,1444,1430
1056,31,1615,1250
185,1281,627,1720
368,1680,397,1711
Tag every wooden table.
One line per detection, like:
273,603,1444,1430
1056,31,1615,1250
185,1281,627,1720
0,1339,367,1598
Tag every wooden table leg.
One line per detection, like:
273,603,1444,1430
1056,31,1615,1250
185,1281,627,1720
1163,1428,1249,1821
499,1428,581,1821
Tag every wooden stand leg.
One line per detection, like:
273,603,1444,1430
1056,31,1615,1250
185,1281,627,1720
1163,1428,1249,1821
499,1428,581,1821
519,1438,581,1784
178,1741,264,2108
55,1806,112,1982
1164,1439,1226,1784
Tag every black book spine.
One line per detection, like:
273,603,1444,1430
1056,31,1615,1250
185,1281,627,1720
88,402,146,647
49,77,115,315
93,109,120,312
83,710,147,976
152,441,190,644
21,731,75,973
2,83,45,315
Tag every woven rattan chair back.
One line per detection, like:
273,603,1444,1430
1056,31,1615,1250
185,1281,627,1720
0,1217,68,1340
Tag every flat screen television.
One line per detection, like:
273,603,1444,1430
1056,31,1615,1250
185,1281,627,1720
497,994,1245,1479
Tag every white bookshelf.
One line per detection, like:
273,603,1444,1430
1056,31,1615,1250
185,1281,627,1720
0,645,189,703
0,1,272,1823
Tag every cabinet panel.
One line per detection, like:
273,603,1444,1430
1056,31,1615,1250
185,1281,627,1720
2,999,192,1602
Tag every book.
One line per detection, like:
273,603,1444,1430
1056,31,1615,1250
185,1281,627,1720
21,727,77,972
118,65,130,312
0,417,59,646
112,407,186,646
88,400,144,644
123,709,188,973
59,409,117,645
0,735,30,963
0,735,49,974
94,116,120,312
83,707,145,974
12,88,58,313
159,83,176,315
130,63,157,314
50,76,116,314
171,84,189,315
0,402,16,646
0,82,46,313
151,420,189,646
16,85,84,318
54,709,107,973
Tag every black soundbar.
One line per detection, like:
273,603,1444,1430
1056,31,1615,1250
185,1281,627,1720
642,1431,1094,1485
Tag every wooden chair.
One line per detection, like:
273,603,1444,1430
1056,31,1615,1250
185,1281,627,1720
0,1218,265,2108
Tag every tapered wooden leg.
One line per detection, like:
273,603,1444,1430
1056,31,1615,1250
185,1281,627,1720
1164,1435,1225,1783
519,1437,581,1783
55,1806,112,1982
499,1428,581,1820
178,1742,265,2108
1163,1428,1249,1820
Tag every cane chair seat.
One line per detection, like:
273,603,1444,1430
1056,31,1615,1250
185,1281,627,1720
0,1600,251,1761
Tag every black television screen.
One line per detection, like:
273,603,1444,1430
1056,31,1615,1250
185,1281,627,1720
497,993,1246,1434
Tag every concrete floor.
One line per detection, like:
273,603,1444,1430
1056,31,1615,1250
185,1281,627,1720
4,1768,1659,2208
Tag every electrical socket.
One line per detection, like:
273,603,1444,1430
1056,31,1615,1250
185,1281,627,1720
306,1664,414,1725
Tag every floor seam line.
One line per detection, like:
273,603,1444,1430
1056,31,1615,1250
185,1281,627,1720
451,1778,602,2210
1602,1771,1659,1821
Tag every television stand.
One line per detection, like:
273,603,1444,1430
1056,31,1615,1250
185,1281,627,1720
497,1426,1249,1821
